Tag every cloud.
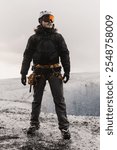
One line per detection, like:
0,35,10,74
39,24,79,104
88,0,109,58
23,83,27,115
0,0,100,78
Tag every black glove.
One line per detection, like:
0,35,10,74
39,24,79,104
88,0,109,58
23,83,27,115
21,75,26,85
63,73,70,83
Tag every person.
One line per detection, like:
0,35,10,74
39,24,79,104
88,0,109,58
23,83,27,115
20,11,71,139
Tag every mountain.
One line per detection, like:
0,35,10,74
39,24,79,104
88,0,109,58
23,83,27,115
0,72,100,116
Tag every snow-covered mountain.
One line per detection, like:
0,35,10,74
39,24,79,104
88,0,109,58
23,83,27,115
0,72,100,116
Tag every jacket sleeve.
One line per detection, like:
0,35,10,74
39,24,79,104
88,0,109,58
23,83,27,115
20,35,36,75
57,34,70,75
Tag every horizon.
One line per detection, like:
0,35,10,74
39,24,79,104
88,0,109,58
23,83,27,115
0,71,100,80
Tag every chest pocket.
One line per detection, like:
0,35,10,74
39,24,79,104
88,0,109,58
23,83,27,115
33,36,59,62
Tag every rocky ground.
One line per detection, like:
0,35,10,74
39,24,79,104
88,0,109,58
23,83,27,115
0,98,99,150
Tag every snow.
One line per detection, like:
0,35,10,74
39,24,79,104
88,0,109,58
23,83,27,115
0,73,100,149
0,72,100,116
0,109,99,150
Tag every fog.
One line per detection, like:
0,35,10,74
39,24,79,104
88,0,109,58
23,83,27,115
0,73,100,116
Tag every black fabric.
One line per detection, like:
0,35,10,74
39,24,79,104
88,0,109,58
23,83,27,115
31,74,69,130
21,75,26,85
20,25,70,75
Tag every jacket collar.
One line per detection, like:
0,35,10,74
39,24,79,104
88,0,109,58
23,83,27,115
34,25,57,35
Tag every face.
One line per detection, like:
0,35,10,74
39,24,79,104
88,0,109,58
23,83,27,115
41,14,54,28
41,20,53,28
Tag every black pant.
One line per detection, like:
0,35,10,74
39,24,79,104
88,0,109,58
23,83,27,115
30,73,69,130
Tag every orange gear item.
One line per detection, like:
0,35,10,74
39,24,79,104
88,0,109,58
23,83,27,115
49,15,54,22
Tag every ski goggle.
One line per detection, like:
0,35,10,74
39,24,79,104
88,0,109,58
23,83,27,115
42,15,54,23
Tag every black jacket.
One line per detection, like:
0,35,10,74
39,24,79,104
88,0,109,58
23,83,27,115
20,25,70,75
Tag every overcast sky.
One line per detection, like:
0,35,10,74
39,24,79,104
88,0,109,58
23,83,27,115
0,0,99,79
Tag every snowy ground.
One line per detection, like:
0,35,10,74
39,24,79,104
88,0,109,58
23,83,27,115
0,73,100,149
0,100,99,150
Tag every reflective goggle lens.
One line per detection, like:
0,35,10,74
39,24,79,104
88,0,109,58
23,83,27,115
43,15,54,22
49,15,54,22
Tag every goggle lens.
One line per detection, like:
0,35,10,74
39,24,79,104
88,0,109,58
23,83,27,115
49,15,54,22
42,15,54,22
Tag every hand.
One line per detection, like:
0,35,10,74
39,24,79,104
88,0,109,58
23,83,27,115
21,75,26,85
63,73,70,83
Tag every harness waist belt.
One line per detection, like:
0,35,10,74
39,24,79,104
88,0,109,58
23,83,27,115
34,63,60,69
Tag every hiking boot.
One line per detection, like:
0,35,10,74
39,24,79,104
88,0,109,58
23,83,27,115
61,129,71,140
27,125,39,135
